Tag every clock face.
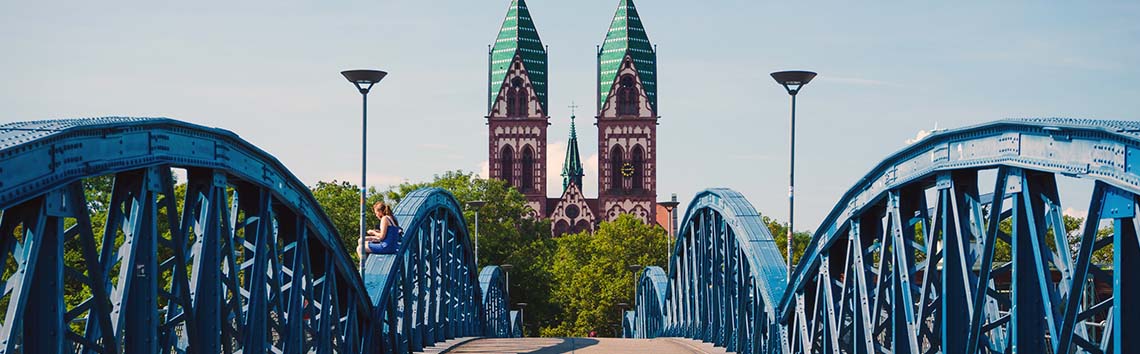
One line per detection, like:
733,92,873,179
621,163,635,177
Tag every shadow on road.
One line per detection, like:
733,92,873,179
522,338,600,354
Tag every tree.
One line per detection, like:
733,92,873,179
309,180,383,265
383,170,556,336
763,215,813,267
544,214,668,337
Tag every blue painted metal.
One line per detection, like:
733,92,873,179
0,118,370,353
0,118,513,353
510,310,523,338
632,188,788,353
478,265,514,338
630,266,667,338
632,118,1140,353
362,187,516,352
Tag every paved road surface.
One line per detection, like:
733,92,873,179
418,337,732,354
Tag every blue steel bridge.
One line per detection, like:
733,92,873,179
0,117,1138,353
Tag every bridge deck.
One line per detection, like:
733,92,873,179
420,337,732,354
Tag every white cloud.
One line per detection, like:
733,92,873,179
583,153,598,197
479,160,489,179
546,142,567,196
905,129,933,145
1063,207,1088,218
319,171,407,191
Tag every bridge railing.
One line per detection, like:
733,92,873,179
363,187,513,353
0,118,370,353
633,118,1140,353
0,118,516,354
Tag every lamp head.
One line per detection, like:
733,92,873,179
341,69,388,94
770,70,817,96
466,200,487,209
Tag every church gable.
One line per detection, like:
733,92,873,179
489,55,546,119
598,55,655,119
549,183,596,236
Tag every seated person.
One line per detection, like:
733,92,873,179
360,201,402,259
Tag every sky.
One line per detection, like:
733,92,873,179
2,1,1139,232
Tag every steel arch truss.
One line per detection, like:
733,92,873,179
637,188,789,353
780,118,1140,353
631,266,668,338
362,187,508,353
478,265,514,338
0,118,369,353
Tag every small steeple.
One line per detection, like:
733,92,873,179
562,103,584,191
598,0,656,112
490,0,548,113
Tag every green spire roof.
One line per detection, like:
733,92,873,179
561,114,584,191
598,0,656,112
490,0,548,113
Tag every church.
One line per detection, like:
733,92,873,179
485,0,674,236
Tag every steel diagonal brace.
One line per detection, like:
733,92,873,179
965,167,1011,354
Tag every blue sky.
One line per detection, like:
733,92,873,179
2,1,1138,231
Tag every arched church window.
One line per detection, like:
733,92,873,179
631,145,644,192
616,74,639,116
500,145,515,188
507,77,527,117
521,145,534,193
610,145,625,194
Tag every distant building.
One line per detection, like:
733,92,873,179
486,0,668,236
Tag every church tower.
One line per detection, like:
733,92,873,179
487,0,549,216
596,0,658,224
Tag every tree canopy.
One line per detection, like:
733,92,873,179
544,214,668,337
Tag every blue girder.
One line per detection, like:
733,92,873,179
362,187,507,352
633,118,1140,353
0,118,510,353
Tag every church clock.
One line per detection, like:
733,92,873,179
621,163,635,177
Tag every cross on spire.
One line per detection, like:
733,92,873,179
568,101,580,119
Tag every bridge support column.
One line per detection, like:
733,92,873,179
21,196,65,354
1113,190,1140,353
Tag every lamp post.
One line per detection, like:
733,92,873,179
466,200,486,266
626,264,642,304
770,70,817,279
516,302,528,337
616,302,630,338
500,263,513,304
657,198,680,273
341,69,388,271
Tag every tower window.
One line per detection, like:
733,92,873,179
507,77,528,117
631,145,644,193
616,74,639,116
610,145,625,194
521,145,535,193
501,145,515,188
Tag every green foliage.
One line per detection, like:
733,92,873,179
309,180,383,265
383,170,556,336
543,214,668,337
763,215,813,267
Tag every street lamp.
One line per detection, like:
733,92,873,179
466,200,486,266
615,302,630,338
770,70,817,279
500,263,513,304
657,198,680,273
626,264,642,305
341,69,388,271
516,302,528,337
